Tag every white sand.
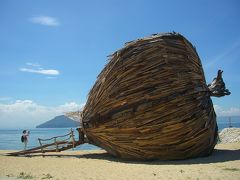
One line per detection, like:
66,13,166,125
0,143,240,180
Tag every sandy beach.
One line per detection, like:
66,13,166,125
0,143,240,180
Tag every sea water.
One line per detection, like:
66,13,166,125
0,128,99,150
0,118,239,150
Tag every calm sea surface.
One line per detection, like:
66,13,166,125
0,128,99,150
0,118,239,150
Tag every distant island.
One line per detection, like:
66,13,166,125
36,115,80,128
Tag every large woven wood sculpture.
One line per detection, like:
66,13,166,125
81,32,230,160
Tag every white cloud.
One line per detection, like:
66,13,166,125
20,68,60,75
214,105,240,117
1,100,238,128
29,16,60,26
19,63,60,76
0,100,85,129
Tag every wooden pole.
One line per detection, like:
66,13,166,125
54,137,59,152
38,138,44,154
77,128,85,143
70,129,75,149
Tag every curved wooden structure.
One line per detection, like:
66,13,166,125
7,129,84,156
81,32,230,160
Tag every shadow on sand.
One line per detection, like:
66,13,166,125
25,148,240,165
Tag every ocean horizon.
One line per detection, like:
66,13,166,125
0,128,99,151
0,118,239,150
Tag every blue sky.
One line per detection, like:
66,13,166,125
0,0,239,128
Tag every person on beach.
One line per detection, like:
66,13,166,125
21,130,30,150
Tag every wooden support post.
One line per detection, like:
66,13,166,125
70,128,75,149
77,128,85,143
54,137,59,152
38,138,44,154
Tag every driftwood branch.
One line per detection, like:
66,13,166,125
208,70,231,97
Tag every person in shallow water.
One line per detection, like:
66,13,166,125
21,130,30,150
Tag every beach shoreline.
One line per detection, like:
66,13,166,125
0,143,240,180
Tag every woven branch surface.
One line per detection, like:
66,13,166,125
81,32,218,160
